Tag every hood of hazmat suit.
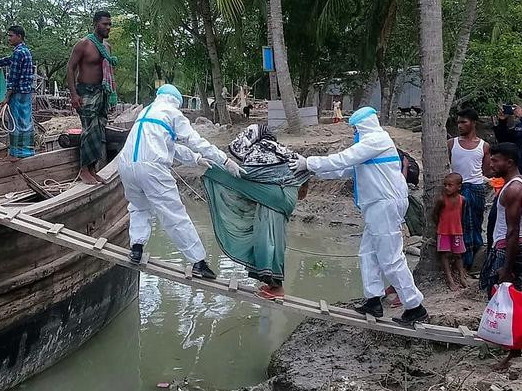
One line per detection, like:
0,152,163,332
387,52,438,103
119,84,227,167
306,107,408,210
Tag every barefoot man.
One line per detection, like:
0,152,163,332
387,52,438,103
67,10,117,184
479,142,522,369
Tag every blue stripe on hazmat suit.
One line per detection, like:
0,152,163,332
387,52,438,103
118,85,228,263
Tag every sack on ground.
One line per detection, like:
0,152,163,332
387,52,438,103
477,282,522,348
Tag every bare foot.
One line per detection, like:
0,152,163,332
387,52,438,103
268,286,285,297
448,281,459,291
255,286,284,300
459,275,469,288
93,173,108,184
79,168,99,185
7,156,20,163
492,350,521,371
88,167,107,184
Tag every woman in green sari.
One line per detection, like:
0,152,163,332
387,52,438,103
202,124,309,299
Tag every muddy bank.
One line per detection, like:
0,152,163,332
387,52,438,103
239,280,522,391
174,121,518,391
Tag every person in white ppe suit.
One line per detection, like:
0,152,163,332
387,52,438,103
289,107,427,326
118,84,244,279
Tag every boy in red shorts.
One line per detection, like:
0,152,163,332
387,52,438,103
433,173,468,291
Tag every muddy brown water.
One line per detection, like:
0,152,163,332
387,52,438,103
15,200,366,391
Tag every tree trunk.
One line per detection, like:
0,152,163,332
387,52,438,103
357,69,378,108
200,0,231,125
197,82,212,119
375,0,397,125
388,71,402,127
415,0,449,276
298,65,312,107
267,3,279,101
378,71,392,125
443,0,478,120
270,0,302,133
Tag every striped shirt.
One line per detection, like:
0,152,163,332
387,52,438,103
0,43,34,93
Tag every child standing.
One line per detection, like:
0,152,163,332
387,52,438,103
433,173,468,291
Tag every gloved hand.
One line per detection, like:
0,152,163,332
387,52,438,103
196,155,213,169
224,158,247,178
289,154,308,173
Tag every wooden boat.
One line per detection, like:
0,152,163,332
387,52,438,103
0,136,138,389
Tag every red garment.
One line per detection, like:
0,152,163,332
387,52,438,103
437,194,464,235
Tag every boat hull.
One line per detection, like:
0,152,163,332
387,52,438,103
0,150,138,390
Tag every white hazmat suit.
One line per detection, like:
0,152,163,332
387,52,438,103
295,107,423,310
118,85,231,263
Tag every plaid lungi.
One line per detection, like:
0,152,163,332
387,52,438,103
480,245,522,297
76,83,108,167
480,246,506,295
8,92,34,158
461,183,486,267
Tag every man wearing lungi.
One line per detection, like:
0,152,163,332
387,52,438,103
0,25,35,161
67,10,117,184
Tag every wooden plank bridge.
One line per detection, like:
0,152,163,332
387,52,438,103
0,205,487,347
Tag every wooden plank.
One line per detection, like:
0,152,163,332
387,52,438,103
47,223,65,235
458,325,475,339
414,322,427,336
228,278,238,292
0,208,20,221
93,237,108,251
0,148,78,180
16,168,53,199
140,252,150,266
0,164,79,196
0,208,491,348
184,265,192,280
319,300,330,315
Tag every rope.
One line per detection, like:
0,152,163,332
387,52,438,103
0,104,15,136
172,169,208,203
172,168,361,259
286,246,358,258
2,170,82,201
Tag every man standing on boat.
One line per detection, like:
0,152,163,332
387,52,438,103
118,84,244,279
67,10,117,185
0,25,35,161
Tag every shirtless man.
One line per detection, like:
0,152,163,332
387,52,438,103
448,108,491,270
67,10,114,184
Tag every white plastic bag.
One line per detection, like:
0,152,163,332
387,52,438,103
477,282,522,348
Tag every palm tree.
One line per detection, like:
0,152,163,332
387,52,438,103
266,4,278,100
269,0,301,133
199,0,231,124
443,0,477,120
140,0,232,124
416,0,448,275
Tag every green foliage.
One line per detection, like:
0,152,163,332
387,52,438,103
460,32,522,114
1,0,521,110
455,1,522,113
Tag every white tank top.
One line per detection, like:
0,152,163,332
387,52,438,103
450,138,485,184
493,177,522,246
